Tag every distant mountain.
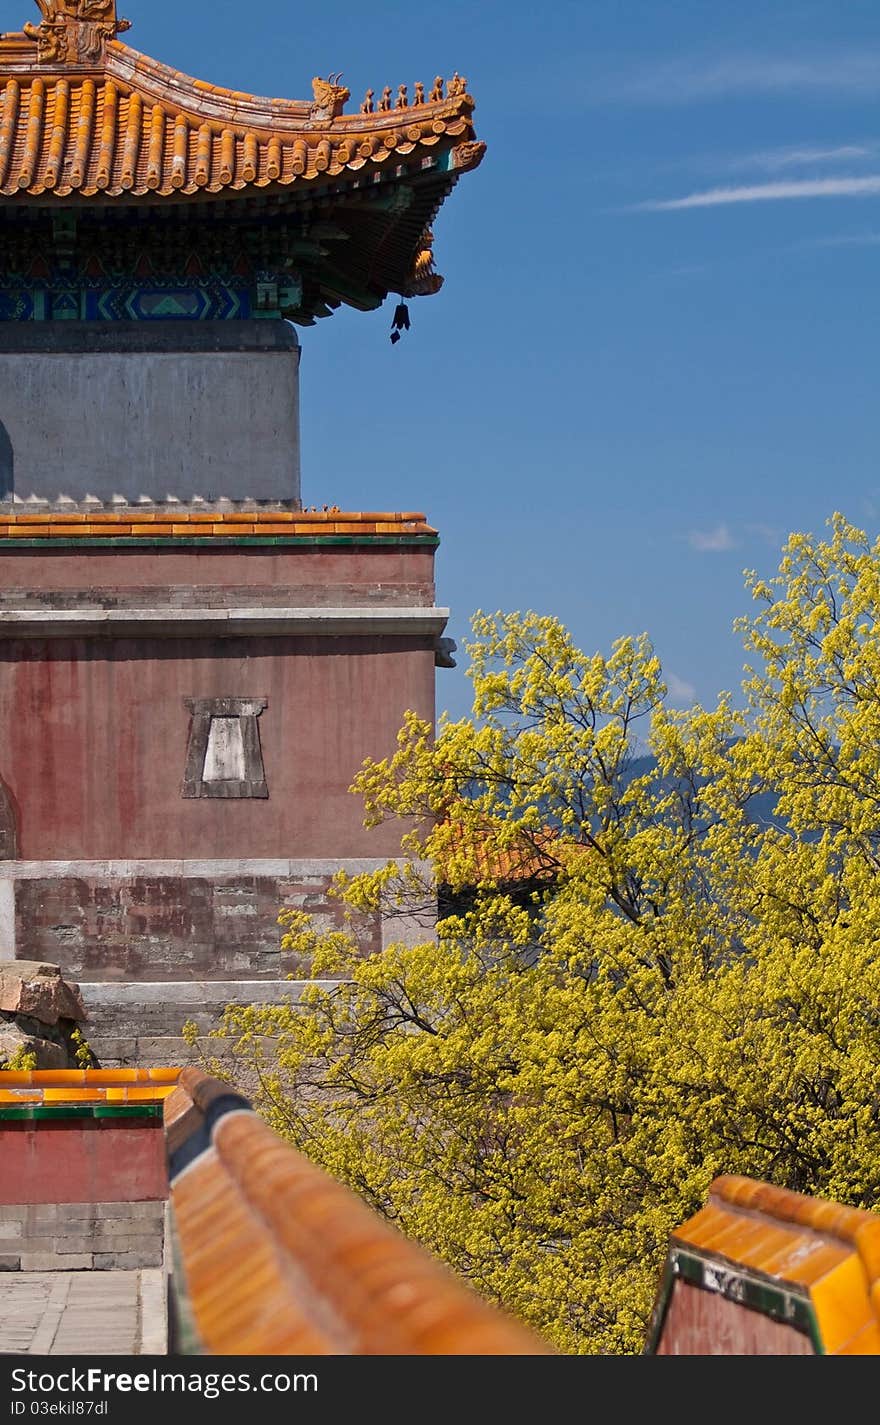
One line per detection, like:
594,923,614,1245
624,752,787,830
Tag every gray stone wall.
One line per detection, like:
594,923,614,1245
80,979,316,1067
0,420,11,501
0,1201,165,1271
0,321,300,505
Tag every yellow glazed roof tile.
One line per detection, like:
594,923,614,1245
0,4,485,201
0,510,438,538
808,1256,876,1355
165,1067,552,1355
671,1175,880,1355
0,1068,182,1105
838,1321,880,1354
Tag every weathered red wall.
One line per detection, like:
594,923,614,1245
656,1279,814,1355
0,545,436,606
0,634,435,860
0,1121,168,1203
16,868,383,979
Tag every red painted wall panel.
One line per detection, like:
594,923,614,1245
656,1279,814,1355
0,634,435,859
0,1121,168,1204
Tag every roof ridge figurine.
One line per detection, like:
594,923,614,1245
309,73,350,121
22,0,130,66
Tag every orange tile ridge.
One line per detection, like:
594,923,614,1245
0,1067,181,1087
710,1176,880,1255
166,1068,550,1356
0,510,437,536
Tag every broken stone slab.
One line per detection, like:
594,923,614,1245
0,961,86,1026
0,1024,69,1070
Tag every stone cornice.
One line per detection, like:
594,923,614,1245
0,604,450,638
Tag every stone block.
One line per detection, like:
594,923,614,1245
0,961,86,1025
19,1252,93,1271
27,1205,58,1225
92,1250,162,1270
96,1204,142,1220
0,1221,23,1239
56,1204,99,1222
54,1236,97,1255
126,1201,166,1219
90,1201,164,1223
95,1223,160,1246
89,1203,128,1220
84,1038,137,1063
0,1206,26,1221
135,1037,202,1064
0,1256,20,1270
0,1025,69,1070
18,1231,56,1249
138,1269,168,1356
101,1230,162,1249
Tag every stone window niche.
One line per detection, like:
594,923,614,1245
182,698,269,799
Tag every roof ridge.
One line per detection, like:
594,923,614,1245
0,11,475,134
0,44,483,198
104,39,314,126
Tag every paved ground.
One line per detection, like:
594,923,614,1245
0,1270,167,1355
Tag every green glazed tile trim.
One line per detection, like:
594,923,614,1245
166,1208,206,1357
94,1104,164,1119
642,1257,674,1355
672,1247,822,1353
0,1103,163,1121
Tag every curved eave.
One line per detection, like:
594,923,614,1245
0,35,483,200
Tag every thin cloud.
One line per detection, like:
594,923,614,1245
803,230,880,249
665,671,696,707
591,52,880,106
727,144,874,172
688,525,736,553
636,177,880,212
745,522,784,547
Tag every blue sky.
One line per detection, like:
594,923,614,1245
4,0,879,721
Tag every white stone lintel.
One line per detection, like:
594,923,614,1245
79,981,340,1005
0,607,451,639
1,858,399,880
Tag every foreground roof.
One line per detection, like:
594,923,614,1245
649,1175,880,1355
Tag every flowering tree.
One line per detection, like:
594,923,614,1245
210,514,880,1354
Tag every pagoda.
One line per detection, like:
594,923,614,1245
0,2,483,1065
